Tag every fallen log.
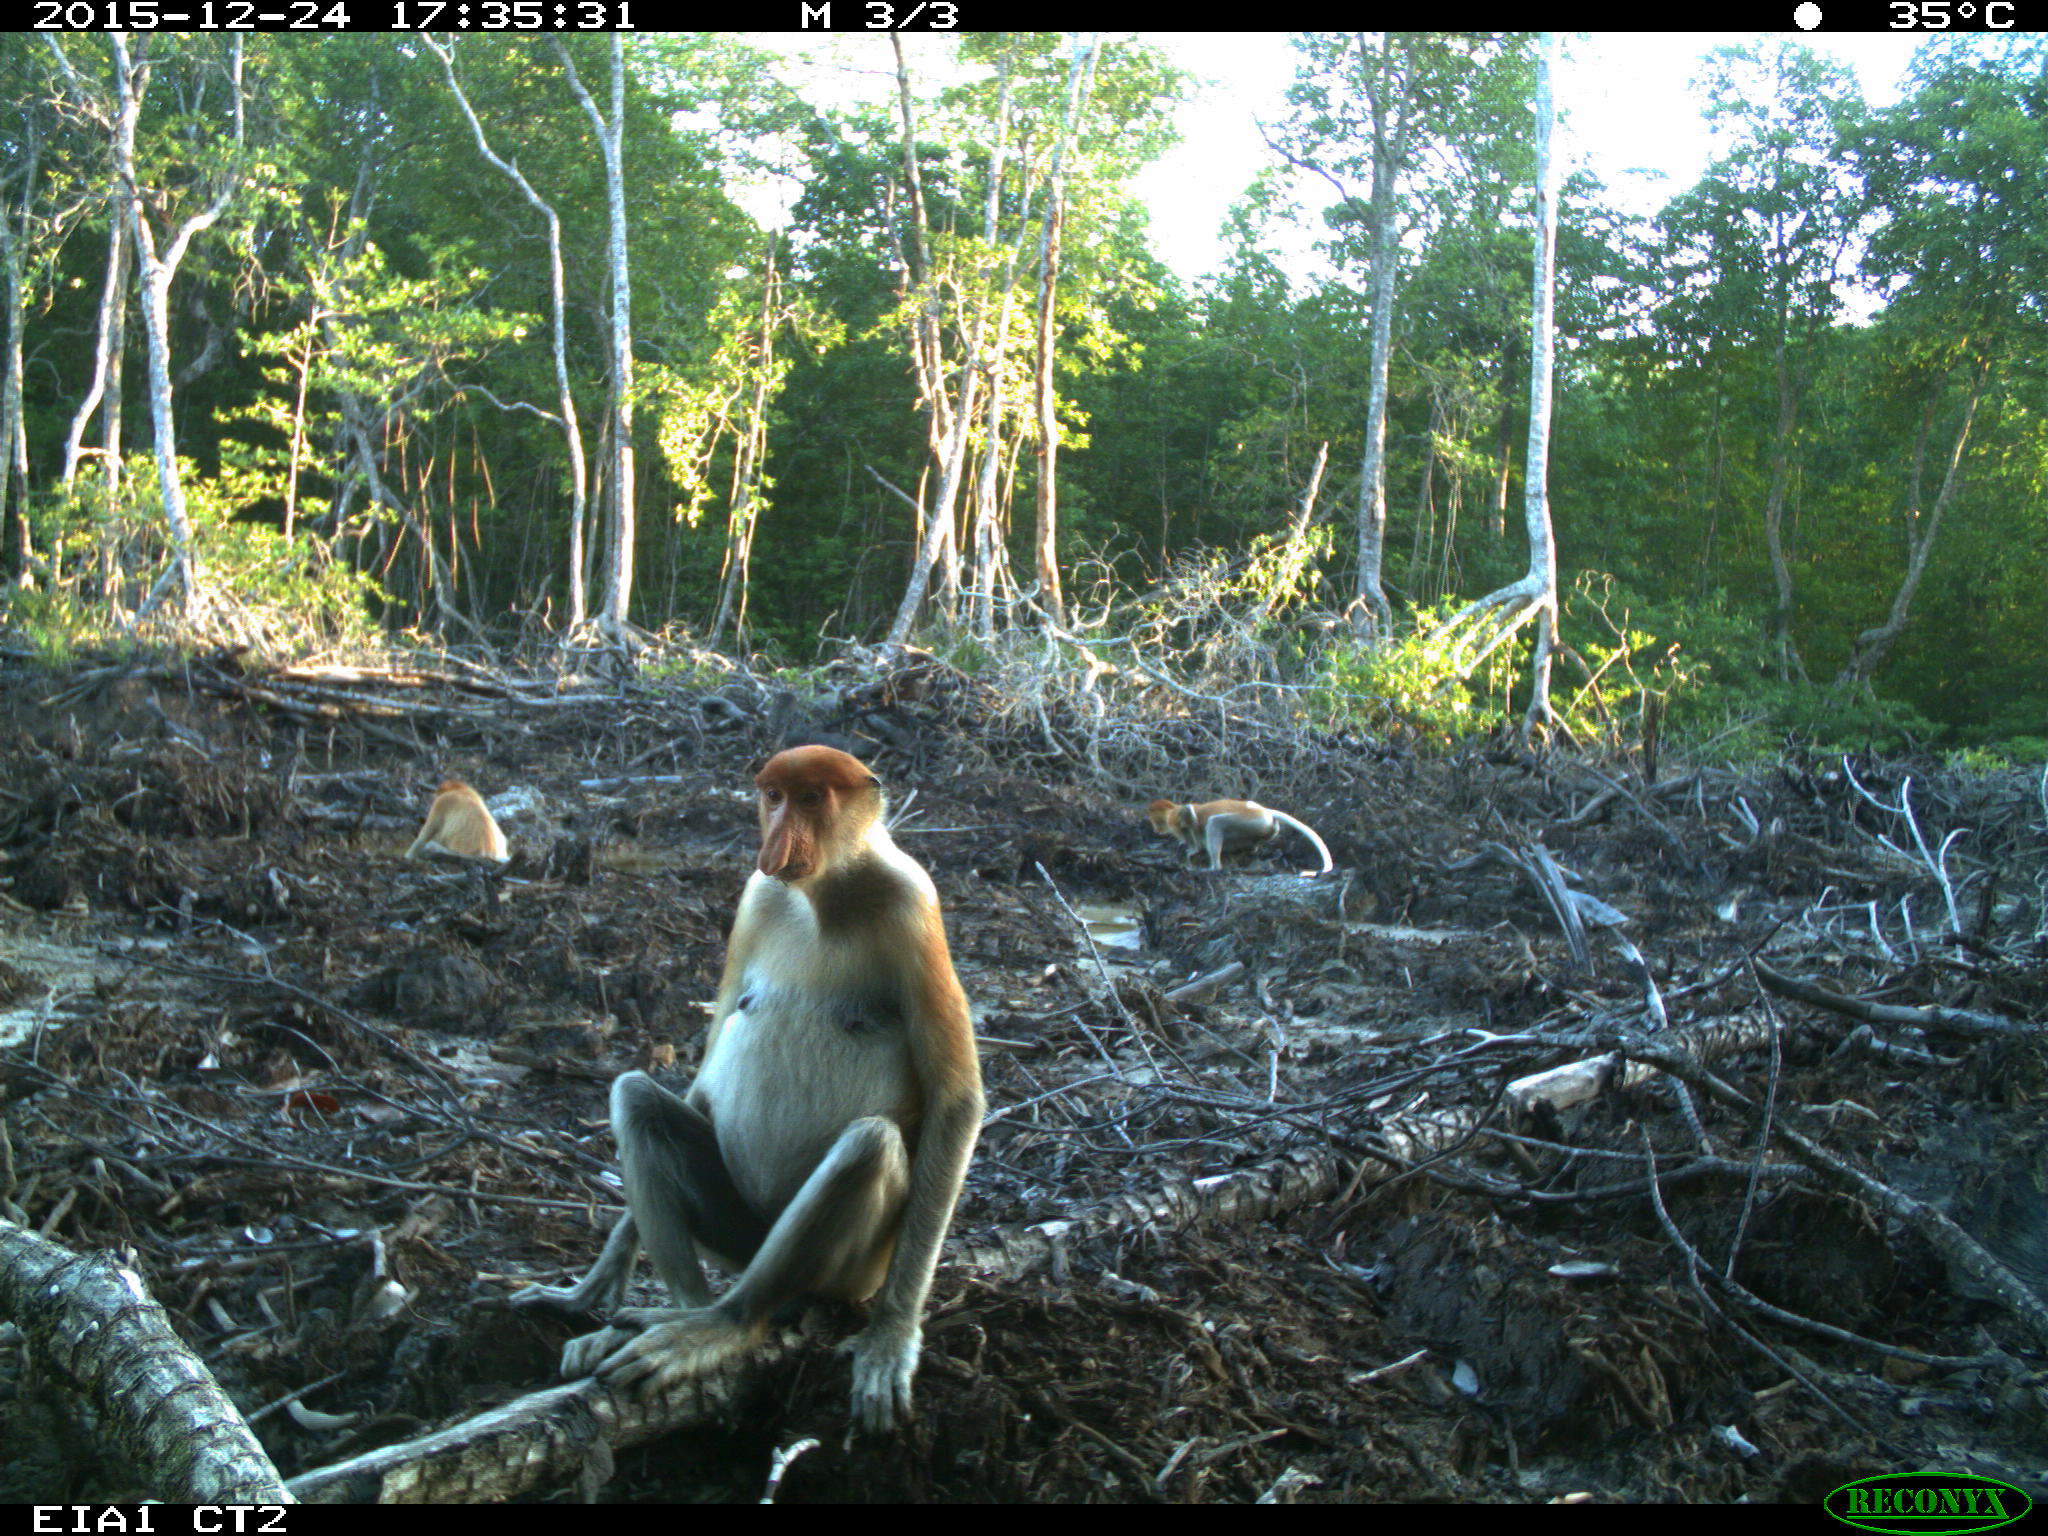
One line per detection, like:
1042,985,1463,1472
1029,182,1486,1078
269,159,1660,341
0,1220,291,1504
288,1149,1349,1503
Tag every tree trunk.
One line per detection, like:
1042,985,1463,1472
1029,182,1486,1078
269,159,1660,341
0,158,32,588
711,249,778,646
1762,320,1806,682
1518,33,1562,742
556,38,634,638
884,36,986,646
970,56,1025,640
1408,389,1441,598
1351,35,1404,635
112,35,246,622
60,205,129,494
1491,340,1516,539
1424,36,1562,720
1836,356,1989,690
431,36,590,633
1252,441,1329,625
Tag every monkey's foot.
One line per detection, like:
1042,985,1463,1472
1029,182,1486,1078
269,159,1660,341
841,1316,921,1434
511,1280,607,1317
560,1324,638,1379
568,1308,751,1395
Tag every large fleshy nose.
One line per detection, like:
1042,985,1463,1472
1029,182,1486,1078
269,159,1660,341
757,801,814,880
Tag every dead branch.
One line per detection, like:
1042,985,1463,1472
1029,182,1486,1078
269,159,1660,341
1753,959,2030,1041
0,1219,291,1503
1506,1014,1781,1122
1617,1036,2048,1350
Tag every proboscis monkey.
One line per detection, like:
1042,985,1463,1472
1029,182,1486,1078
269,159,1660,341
515,746,982,1432
1146,797,1334,877
404,779,510,863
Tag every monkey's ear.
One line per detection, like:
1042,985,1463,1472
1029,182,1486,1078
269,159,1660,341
866,774,880,789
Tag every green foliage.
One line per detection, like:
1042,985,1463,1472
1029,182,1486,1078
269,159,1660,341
186,486,389,653
6,461,385,658
639,644,741,691
1309,602,1514,741
929,629,995,679
1546,576,1938,760
1941,743,2041,775
2,587,108,666
2,32,2042,757
1553,577,1756,746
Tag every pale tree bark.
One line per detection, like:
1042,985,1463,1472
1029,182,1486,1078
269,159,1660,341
60,210,128,495
1517,31,1562,742
429,35,590,632
46,40,134,523
1349,32,1410,636
1762,307,1808,682
107,34,246,621
885,35,981,647
969,53,1029,640
0,1221,291,1503
1836,356,1989,692
1251,441,1330,625
709,245,779,647
1029,34,1100,633
0,104,39,587
556,37,635,639
1425,33,1562,743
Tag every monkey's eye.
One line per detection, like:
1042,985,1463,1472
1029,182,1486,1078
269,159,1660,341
797,789,823,808
764,788,784,806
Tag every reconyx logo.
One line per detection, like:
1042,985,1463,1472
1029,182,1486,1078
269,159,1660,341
1826,1473,2032,1534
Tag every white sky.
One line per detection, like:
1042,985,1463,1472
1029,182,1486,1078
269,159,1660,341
1133,31,1933,285
750,31,1946,286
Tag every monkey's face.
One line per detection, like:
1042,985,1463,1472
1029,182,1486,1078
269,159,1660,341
757,780,828,881
755,747,882,883
1145,799,1178,835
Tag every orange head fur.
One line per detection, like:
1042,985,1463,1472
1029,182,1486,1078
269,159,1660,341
754,746,882,882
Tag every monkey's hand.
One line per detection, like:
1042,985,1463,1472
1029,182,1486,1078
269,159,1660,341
842,1314,921,1434
571,1308,751,1395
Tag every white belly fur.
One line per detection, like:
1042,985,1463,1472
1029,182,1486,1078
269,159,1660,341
697,973,910,1216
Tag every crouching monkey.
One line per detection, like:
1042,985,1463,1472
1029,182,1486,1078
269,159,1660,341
516,746,983,1432
404,779,510,863
1146,797,1334,877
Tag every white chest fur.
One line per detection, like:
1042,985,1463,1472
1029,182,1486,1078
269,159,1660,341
697,876,915,1214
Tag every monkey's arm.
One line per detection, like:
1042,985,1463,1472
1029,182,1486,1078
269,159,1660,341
403,806,447,861
701,875,771,1058
845,910,983,1433
1202,810,1232,871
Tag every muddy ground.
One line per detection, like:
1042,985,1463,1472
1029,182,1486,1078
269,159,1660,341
0,648,2044,1504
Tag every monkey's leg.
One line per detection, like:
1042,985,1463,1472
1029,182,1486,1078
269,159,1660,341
613,1070,765,1307
555,1071,771,1379
511,1210,640,1315
1205,818,1228,871
525,1071,759,1328
582,1115,909,1395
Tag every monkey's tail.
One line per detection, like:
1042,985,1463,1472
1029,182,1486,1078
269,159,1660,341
1273,812,1334,876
